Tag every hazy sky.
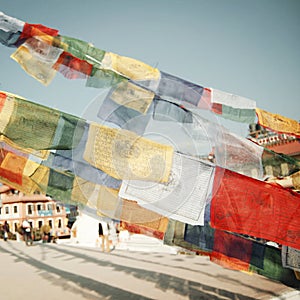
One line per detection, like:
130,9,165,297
0,0,299,128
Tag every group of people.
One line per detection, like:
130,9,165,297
1,220,54,245
97,221,126,252
1,220,29,243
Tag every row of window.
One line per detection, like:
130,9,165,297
0,202,63,216
3,218,64,234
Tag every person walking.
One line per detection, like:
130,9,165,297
98,222,110,252
3,221,9,241
41,222,51,243
22,219,32,246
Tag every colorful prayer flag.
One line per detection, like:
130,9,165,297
211,167,300,249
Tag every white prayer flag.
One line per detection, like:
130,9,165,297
119,152,215,225
211,88,256,109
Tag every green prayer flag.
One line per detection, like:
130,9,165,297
59,35,106,64
51,112,86,150
4,96,60,149
46,168,74,203
250,246,298,286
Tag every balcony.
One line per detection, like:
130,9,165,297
37,210,53,216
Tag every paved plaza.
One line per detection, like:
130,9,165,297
0,240,299,300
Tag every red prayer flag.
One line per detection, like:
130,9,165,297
53,52,93,79
0,150,27,185
211,167,300,249
20,23,59,40
121,221,165,240
210,230,253,271
211,102,222,114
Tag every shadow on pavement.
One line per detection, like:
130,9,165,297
0,242,282,299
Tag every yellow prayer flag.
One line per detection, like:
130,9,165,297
0,135,49,159
23,161,50,194
0,154,49,194
256,108,300,137
11,44,58,85
83,123,173,182
291,171,300,190
110,81,155,114
102,52,160,81
72,177,121,218
120,199,169,231
71,176,97,206
96,186,121,219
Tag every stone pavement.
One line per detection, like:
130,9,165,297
0,239,299,300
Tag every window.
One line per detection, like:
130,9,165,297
49,220,53,228
38,220,43,228
5,206,9,214
37,204,44,211
13,205,18,214
58,219,62,228
47,203,53,211
56,205,61,213
27,204,33,215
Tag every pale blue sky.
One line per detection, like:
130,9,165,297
0,0,299,128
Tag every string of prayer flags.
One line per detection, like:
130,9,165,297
2,11,300,135
0,91,86,151
0,139,116,209
0,11,264,125
164,219,299,286
1,11,300,285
